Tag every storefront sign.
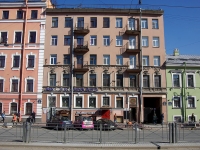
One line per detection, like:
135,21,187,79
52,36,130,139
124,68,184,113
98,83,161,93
76,111,95,115
44,87,98,92
129,97,137,107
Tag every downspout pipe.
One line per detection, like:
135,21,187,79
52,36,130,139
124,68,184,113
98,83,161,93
19,0,28,121
184,62,186,122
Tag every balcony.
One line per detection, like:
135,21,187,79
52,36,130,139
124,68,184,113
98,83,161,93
74,61,89,72
125,42,140,53
74,41,89,53
125,24,140,35
125,62,141,73
74,23,89,34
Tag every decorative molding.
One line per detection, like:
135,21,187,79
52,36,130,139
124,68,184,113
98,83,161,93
62,66,70,74
48,66,58,74
103,66,109,74
154,67,160,75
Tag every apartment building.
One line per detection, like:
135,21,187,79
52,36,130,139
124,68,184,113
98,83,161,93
42,6,166,123
0,0,46,122
166,49,200,122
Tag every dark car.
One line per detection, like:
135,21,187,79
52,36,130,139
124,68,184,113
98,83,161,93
47,116,73,130
94,119,117,130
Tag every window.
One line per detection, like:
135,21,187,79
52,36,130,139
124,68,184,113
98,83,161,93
173,116,182,123
187,97,195,108
63,74,70,86
13,55,20,68
0,56,5,68
143,75,149,87
143,56,149,66
103,17,110,28
116,55,123,65
65,17,71,28
116,18,122,28
11,79,18,92
64,35,70,46
90,74,96,86
154,75,161,87
103,36,110,46
27,55,35,68
153,37,159,47
63,54,70,65
77,36,84,46
89,97,96,108
76,74,83,87
17,10,23,19
173,97,181,108
130,75,136,87
187,74,194,87
31,10,37,19
14,32,22,43
0,32,7,43
154,56,160,66
50,74,56,86
0,103,2,113
103,97,110,106
10,103,17,115
50,54,57,65
52,17,58,28
141,19,148,29
90,17,97,28
51,35,57,46
62,97,69,107
103,55,110,65
90,55,96,65
116,97,123,108
142,36,148,47
116,36,123,46
116,74,123,87
90,35,97,46
2,11,9,19
0,79,3,92
29,31,36,43
48,96,56,107
173,74,181,87
77,17,84,28
152,19,159,29
26,79,33,92
76,97,82,108
26,103,32,115
103,74,110,87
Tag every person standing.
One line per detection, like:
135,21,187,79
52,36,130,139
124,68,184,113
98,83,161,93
191,113,195,123
114,113,117,123
153,114,157,125
1,111,5,123
31,111,36,123
12,114,17,125
160,113,164,125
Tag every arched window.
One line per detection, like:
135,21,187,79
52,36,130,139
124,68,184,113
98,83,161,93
10,102,17,115
26,103,32,115
0,102,2,113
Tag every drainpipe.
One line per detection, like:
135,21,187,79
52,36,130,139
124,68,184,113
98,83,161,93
19,0,28,121
183,62,186,122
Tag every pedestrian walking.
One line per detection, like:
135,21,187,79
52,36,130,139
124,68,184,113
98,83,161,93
31,111,36,123
191,113,195,123
12,114,17,125
26,115,32,123
1,111,5,123
114,113,117,123
17,112,20,123
160,113,164,125
153,114,157,125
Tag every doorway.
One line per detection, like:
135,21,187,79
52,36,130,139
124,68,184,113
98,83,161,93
130,108,137,122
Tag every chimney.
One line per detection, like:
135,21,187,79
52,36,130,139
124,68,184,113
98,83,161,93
173,48,179,56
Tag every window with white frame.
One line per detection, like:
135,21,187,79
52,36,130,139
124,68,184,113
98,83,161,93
25,103,32,115
13,55,20,68
154,75,161,87
63,74,70,86
14,32,22,43
172,74,181,87
27,55,35,68
187,74,195,87
0,31,7,43
64,35,70,46
154,56,160,66
130,75,136,87
90,35,97,46
75,96,82,108
29,31,36,43
116,97,123,108
187,97,195,108
116,55,123,65
152,19,159,29
89,97,96,108
116,36,123,46
50,54,57,65
51,35,57,46
173,97,181,108
103,97,110,106
10,102,17,115
90,74,96,86
153,37,159,47
103,55,110,65
143,75,149,87
11,79,18,92
103,36,110,46
143,56,149,66
52,17,58,28
141,19,148,29
2,11,9,19
142,36,148,47
62,97,69,107
90,55,96,65
173,116,182,123
26,79,33,92
0,56,5,68
103,74,110,87
49,74,56,86
0,79,3,92
116,74,123,87
116,18,122,28
48,96,56,107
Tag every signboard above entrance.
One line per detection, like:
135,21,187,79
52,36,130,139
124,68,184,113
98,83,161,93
43,87,98,92
129,97,137,107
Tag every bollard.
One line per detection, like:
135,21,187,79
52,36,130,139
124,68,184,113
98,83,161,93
135,123,137,144
63,123,66,143
169,123,172,143
99,123,102,144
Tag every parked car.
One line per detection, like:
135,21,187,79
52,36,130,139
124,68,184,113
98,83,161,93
73,116,94,130
94,119,117,130
46,116,73,130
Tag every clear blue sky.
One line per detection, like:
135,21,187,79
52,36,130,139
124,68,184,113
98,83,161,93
56,0,200,55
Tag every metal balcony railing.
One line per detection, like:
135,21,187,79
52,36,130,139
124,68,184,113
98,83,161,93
74,23,89,30
74,61,88,69
74,41,88,49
